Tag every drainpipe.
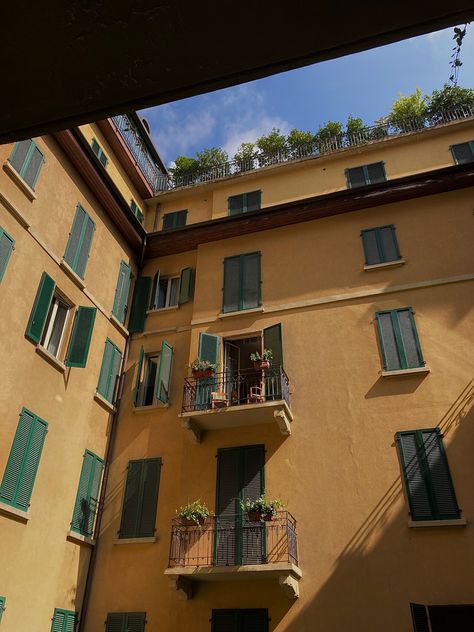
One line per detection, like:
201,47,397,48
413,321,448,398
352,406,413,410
78,235,147,631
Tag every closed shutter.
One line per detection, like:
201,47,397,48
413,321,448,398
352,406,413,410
241,610,269,632
128,277,151,333
25,272,55,343
176,210,187,227
422,430,460,519
242,252,261,310
9,140,44,189
134,346,145,405
397,309,424,368
216,448,240,566
376,311,401,370
75,214,95,279
0,228,14,283
379,225,400,262
156,340,173,403
0,408,47,510
245,191,261,212
119,459,161,538
366,162,386,184
71,450,103,536
451,141,474,164
10,140,32,174
223,256,240,312
212,610,238,632
125,613,146,632
410,603,430,632
106,613,126,632
178,267,194,305
64,611,77,632
23,145,44,189
346,166,366,188
138,459,161,537
361,229,380,265
212,609,268,632
162,213,175,231
119,461,142,538
241,446,265,565
112,261,132,324
398,432,433,520
64,205,95,279
228,194,244,216
65,306,96,368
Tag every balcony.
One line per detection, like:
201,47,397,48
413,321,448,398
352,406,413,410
179,367,293,442
164,511,302,599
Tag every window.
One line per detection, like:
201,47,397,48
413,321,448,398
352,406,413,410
119,459,162,538
134,341,173,406
398,429,460,522
162,210,187,231
0,227,15,283
0,597,5,623
376,308,424,371
26,272,97,368
8,140,44,190
228,190,262,216
346,162,386,188
63,203,95,279
130,200,144,224
71,450,103,537
149,274,179,310
211,609,269,632
0,408,47,511
223,252,261,313
97,339,123,404
50,608,77,632
361,225,401,266
91,138,108,167
411,603,474,631
450,140,474,164
105,613,146,632
112,261,132,325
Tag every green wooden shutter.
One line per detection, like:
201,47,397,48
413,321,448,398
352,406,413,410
366,162,386,184
362,225,400,265
125,613,146,632
119,459,161,538
109,346,123,403
377,308,424,371
397,308,424,369
149,271,160,309
242,252,261,310
0,408,48,510
410,604,429,632
119,461,143,538
138,459,161,537
178,267,194,305
10,140,44,189
134,346,145,405
51,609,77,632
212,608,268,632
106,613,125,632
263,323,283,370
241,446,265,565
212,610,238,632
65,306,96,368
64,205,95,279
215,448,240,566
156,340,173,403
97,339,114,400
422,429,460,519
378,225,400,262
199,332,219,365
71,450,103,536
112,261,132,324
75,214,95,279
10,140,32,173
228,194,244,216
245,190,261,212
0,596,6,623
360,228,380,265
223,256,240,313
162,213,175,230
345,166,366,188
0,228,14,283
25,272,55,344
176,210,187,227
128,277,151,333
105,613,146,632
450,141,474,164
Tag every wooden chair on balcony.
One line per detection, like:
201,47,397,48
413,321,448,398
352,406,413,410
211,391,230,409
248,385,265,404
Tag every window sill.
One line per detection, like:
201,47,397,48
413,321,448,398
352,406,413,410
364,258,405,271
94,392,116,414
113,537,156,544
381,366,430,377
60,259,86,289
0,191,31,228
408,518,467,528
35,345,66,373
67,530,96,546
0,501,30,522
133,402,169,413
146,305,179,314
110,314,129,337
218,306,264,319
3,161,36,201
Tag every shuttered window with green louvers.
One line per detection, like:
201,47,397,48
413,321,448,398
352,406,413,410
450,140,474,164
105,612,146,632
361,225,402,265
50,608,77,632
128,276,151,333
376,307,425,371
0,227,14,284
346,161,387,188
0,408,48,511
112,261,132,325
227,190,262,216
410,604,430,632
223,252,261,313
97,339,123,403
63,204,95,279
130,200,144,224
397,429,460,521
212,609,269,632
91,138,108,167
162,210,187,230
65,306,97,368
26,272,56,344
71,450,103,537
9,139,45,190
119,459,162,538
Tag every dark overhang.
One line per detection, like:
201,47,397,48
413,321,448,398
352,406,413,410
144,162,474,258
2,2,474,143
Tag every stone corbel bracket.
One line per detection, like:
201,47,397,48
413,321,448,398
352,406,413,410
274,408,291,435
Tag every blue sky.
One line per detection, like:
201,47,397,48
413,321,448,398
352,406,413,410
140,26,474,166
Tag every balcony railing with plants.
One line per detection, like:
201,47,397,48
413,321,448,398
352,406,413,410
163,105,474,190
168,510,298,568
181,366,290,414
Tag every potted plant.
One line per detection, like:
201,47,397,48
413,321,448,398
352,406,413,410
240,493,283,522
191,358,217,379
176,500,213,526
250,349,273,371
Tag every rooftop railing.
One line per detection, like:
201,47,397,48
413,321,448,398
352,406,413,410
162,106,474,191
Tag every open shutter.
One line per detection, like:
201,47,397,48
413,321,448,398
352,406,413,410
0,596,5,623
75,214,95,279
223,256,240,313
215,448,240,566
156,340,173,403
26,272,55,343
110,346,123,404
128,277,151,333
97,339,114,400
241,446,265,565
263,323,283,370
88,456,104,535
410,604,430,632
0,229,14,282
199,332,219,365
112,261,132,324
178,267,194,305
71,451,94,535
242,252,261,310
106,613,126,632
119,461,143,538
65,306,96,368
398,431,433,520
422,429,460,520
0,409,36,506
15,414,48,511
149,271,160,309
134,346,145,405
64,204,86,269
138,458,161,537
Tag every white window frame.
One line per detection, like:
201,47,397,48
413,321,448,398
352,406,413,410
151,276,180,310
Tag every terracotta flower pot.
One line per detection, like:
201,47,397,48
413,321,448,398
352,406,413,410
254,360,270,371
192,369,215,379
247,511,273,522
180,516,205,527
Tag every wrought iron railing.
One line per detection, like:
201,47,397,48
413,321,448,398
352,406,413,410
111,114,168,192
169,510,298,568
181,366,290,414
162,106,474,190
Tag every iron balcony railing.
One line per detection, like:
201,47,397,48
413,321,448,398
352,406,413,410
181,366,290,414
169,510,298,568
111,114,168,192
163,106,474,190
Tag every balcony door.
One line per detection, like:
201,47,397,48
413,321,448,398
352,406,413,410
215,445,265,566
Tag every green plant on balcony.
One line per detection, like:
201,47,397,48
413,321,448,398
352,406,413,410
428,84,474,122
191,358,217,379
240,493,284,522
250,348,273,370
176,500,213,526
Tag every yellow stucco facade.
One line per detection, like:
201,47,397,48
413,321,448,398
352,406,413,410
1,114,474,632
